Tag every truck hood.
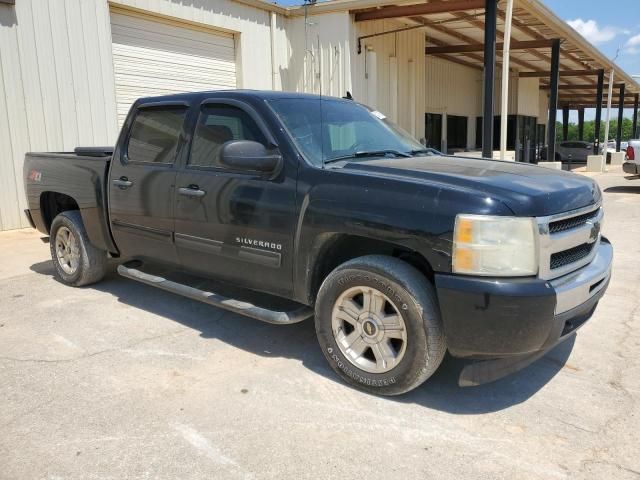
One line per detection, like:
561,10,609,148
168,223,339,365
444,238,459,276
341,155,600,216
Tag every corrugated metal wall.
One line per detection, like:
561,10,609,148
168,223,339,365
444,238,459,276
0,0,118,231
0,1,547,231
285,14,426,139
425,56,482,149
426,56,482,118
517,77,541,117
354,20,426,138
538,88,549,125
112,0,277,91
284,12,353,98
110,8,238,126
0,0,280,231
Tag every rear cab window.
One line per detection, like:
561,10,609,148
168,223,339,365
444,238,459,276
126,106,188,164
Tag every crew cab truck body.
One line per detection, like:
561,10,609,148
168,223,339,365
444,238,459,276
24,91,612,394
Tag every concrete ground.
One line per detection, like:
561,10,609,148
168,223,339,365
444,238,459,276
1,168,639,480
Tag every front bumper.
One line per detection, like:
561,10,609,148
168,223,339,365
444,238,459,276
435,238,612,364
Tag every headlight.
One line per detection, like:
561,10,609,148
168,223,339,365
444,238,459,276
452,215,538,276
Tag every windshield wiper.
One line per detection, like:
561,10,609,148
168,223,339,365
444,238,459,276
324,149,411,165
408,148,440,156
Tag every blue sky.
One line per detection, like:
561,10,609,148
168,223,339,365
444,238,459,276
543,0,640,122
543,0,640,76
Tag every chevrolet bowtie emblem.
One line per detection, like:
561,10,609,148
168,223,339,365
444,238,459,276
587,221,601,243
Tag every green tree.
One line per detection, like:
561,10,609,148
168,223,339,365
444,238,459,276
555,118,636,142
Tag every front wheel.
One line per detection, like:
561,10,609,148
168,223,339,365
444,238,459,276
50,210,107,286
314,255,446,395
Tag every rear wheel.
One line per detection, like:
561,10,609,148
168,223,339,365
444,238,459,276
50,211,107,286
315,255,446,395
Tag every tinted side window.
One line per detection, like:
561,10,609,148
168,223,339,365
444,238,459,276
189,105,267,168
127,107,187,164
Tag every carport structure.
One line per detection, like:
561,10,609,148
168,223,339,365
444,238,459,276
350,0,640,160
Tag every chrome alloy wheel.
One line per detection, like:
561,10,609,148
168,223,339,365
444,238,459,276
331,286,408,374
55,226,80,275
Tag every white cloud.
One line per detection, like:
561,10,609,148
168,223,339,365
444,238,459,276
626,33,640,54
629,34,640,47
567,19,619,44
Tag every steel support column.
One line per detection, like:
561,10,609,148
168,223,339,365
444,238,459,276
481,0,497,159
594,70,604,155
617,84,625,152
547,39,560,162
578,108,585,140
562,106,569,141
633,93,639,139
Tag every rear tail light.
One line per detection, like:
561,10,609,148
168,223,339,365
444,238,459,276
628,146,635,161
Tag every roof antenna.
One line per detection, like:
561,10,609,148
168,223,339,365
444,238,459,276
318,33,325,168
343,91,353,100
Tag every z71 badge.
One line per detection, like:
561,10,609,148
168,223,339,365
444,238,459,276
28,170,42,182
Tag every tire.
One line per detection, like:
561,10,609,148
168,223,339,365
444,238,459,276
314,255,446,396
49,210,107,287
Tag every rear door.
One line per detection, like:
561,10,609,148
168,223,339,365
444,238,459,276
173,100,297,296
108,101,189,264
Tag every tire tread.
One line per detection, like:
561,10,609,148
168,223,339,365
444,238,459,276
50,210,107,287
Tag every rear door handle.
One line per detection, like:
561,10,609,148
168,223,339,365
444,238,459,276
113,177,133,189
178,186,206,198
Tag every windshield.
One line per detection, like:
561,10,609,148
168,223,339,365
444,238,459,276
268,98,428,167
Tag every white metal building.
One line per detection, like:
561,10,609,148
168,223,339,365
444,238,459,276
1,0,638,231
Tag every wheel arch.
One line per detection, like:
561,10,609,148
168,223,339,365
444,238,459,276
303,233,435,306
40,191,80,233
39,191,117,254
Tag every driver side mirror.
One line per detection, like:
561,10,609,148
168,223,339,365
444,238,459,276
219,140,282,175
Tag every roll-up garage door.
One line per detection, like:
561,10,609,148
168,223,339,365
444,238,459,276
110,9,237,126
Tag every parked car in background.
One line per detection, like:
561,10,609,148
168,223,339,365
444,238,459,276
623,139,640,176
602,140,629,162
540,140,593,162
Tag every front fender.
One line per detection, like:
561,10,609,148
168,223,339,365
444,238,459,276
292,168,513,304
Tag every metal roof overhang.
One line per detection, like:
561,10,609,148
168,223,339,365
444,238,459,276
293,0,640,107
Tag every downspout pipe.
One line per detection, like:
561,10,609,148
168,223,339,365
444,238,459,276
603,69,615,169
499,0,514,161
482,0,498,159
270,11,278,90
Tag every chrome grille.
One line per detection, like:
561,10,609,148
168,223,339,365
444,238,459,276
537,203,603,280
549,209,599,234
550,243,594,270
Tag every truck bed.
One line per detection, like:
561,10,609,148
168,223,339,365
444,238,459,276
24,151,117,253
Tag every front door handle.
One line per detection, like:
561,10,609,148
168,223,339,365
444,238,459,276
179,186,206,198
113,177,133,189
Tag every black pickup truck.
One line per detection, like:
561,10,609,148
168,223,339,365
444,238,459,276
24,90,612,395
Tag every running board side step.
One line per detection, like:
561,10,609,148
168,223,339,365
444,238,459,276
117,264,313,325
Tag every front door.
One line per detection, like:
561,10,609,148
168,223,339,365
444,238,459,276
173,101,297,297
108,103,189,264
